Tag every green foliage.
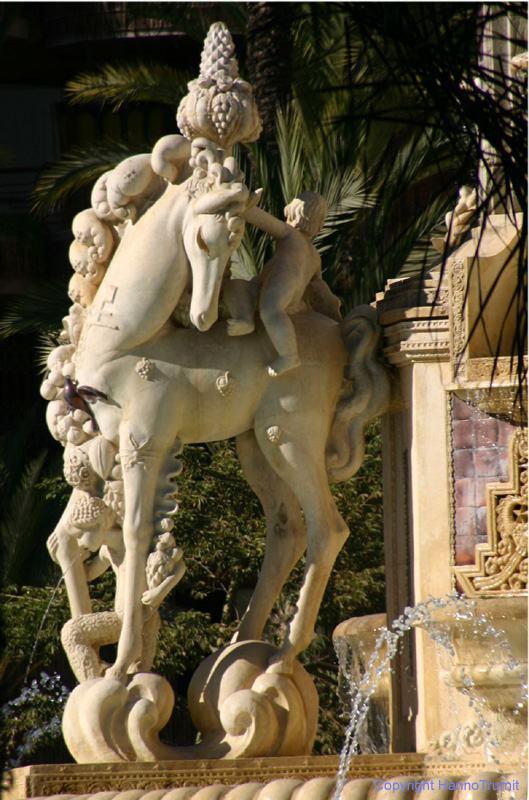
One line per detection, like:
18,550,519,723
170,442,265,614
0,280,67,341
31,139,145,217
0,586,70,698
156,610,236,679
37,475,72,504
65,61,191,110
0,412,65,589
0,672,70,769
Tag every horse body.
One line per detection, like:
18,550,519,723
79,313,347,446
77,309,353,680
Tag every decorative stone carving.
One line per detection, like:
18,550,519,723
432,186,477,254
42,22,390,763
177,23,262,149
135,357,155,380
216,370,236,396
428,723,486,756
266,425,282,445
447,213,526,381
374,270,450,370
454,429,528,597
91,155,166,223
6,761,527,800
449,258,466,372
62,641,318,762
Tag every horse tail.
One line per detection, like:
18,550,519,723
325,305,390,483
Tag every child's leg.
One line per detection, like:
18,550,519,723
259,272,301,376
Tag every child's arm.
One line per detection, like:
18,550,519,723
244,206,290,241
84,548,112,581
142,560,186,608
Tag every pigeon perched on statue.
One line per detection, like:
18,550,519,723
61,375,108,432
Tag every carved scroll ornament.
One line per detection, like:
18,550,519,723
454,428,528,597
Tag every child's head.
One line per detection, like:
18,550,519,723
285,192,327,237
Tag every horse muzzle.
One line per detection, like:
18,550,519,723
190,307,218,332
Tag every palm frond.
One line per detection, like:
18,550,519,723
35,333,62,373
275,107,309,204
319,168,374,232
0,451,48,587
31,139,142,216
235,223,271,277
65,61,191,110
0,279,67,340
32,139,147,216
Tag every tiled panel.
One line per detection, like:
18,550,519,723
451,394,516,565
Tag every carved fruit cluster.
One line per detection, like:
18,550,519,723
103,480,125,524
70,493,109,530
146,532,181,590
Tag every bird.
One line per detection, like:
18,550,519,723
61,375,109,432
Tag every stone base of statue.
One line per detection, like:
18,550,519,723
4,756,527,800
62,642,318,763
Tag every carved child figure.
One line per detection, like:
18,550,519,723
245,191,330,376
49,522,184,683
47,443,185,683
48,522,138,683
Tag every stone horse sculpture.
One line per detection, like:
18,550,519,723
43,22,390,762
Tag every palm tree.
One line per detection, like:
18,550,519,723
27,4,469,303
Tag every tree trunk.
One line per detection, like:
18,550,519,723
245,2,294,145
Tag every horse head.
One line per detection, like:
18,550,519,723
183,155,261,332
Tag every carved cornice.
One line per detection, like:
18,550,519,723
454,428,528,597
4,756,526,800
465,357,528,384
375,271,450,366
382,318,450,366
446,359,527,424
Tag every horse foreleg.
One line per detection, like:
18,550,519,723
105,434,166,683
233,430,306,642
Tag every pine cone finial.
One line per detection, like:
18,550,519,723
177,22,262,149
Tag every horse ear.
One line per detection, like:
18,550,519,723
247,188,263,211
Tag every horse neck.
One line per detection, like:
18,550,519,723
80,186,191,359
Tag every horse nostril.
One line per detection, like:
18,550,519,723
195,313,209,331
